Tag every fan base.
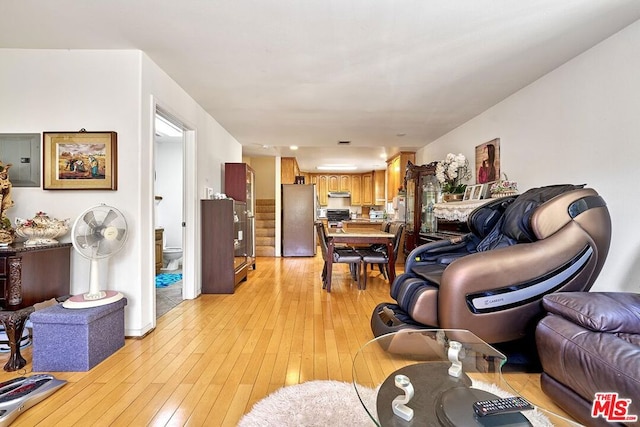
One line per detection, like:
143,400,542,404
62,290,124,309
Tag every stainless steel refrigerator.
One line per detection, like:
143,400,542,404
282,184,317,256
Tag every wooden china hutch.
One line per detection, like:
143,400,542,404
404,161,438,254
404,161,470,255
224,162,256,270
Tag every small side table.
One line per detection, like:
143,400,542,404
0,305,35,371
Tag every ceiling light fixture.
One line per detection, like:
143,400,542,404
290,145,298,150
317,165,357,171
155,115,182,137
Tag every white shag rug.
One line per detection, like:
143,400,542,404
238,380,554,427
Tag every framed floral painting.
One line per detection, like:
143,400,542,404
475,138,500,184
43,131,117,190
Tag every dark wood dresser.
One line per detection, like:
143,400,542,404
0,243,71,371
0,243,72,309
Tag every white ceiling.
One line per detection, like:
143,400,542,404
2,1,640,172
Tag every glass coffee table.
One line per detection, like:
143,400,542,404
352,329,580,426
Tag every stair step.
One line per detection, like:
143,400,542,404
256,219,275,227
256,228,275,237
255,206,275,214
256,236,276,246
256,213,276,221
256,246,276,257
256,199,275,206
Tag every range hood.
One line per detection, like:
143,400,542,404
328,191,351,198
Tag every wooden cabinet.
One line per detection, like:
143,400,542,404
0,243,71,309
350,174,362,205
361,173,373,205
302,171,386,206
281,157,300,185
155,228,164,275
386,152,415,201
404,162,438,254
374,170,386,203
201,199,248,293
339,175,351,192
328,175,340,192
225,162,256,269
317,175,328,206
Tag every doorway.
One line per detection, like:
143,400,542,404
154,109,185,317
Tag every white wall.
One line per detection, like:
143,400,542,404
246,156,276,199
416,20,640,292
1,49,243,335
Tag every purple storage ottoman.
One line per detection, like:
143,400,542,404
30,298,127,371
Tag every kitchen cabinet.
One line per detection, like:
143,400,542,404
386,152,415,201
404,161,438,254
224,162,256,270
317,175,328,206
281,157,300,184
328,175,339,192
201,199,249,293
361,172,373,205
303,172,387,206
350,174,362,205
374,170,386,203
340,175,351,192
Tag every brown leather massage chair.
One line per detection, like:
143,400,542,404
371,184,612,344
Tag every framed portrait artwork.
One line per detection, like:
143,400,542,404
475,138,500,184
43,131,117,190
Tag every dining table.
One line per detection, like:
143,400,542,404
325,229,396,292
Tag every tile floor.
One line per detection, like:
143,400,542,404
155,272,183,318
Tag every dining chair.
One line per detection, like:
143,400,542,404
357,223,404,289
368,220,392,274
315,222,362,289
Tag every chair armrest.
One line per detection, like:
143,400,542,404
543,292,640,334
405,234,472,270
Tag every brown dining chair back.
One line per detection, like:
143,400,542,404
358,223,404,289
314,222,362,290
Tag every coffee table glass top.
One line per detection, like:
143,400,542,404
352,329,580,426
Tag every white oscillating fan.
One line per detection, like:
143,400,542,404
63,204,128,309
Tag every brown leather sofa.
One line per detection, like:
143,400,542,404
536,292,640,426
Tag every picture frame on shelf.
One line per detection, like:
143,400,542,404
472,184,485,200
464,184,485,201
463,186,474,201
43,131,117,190
480,181,495,199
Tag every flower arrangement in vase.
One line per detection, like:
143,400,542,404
435,153,471,200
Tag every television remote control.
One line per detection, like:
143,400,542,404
473,396,534,417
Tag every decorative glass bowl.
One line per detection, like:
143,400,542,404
14,212,70,245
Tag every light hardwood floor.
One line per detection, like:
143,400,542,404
0,254,575,426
